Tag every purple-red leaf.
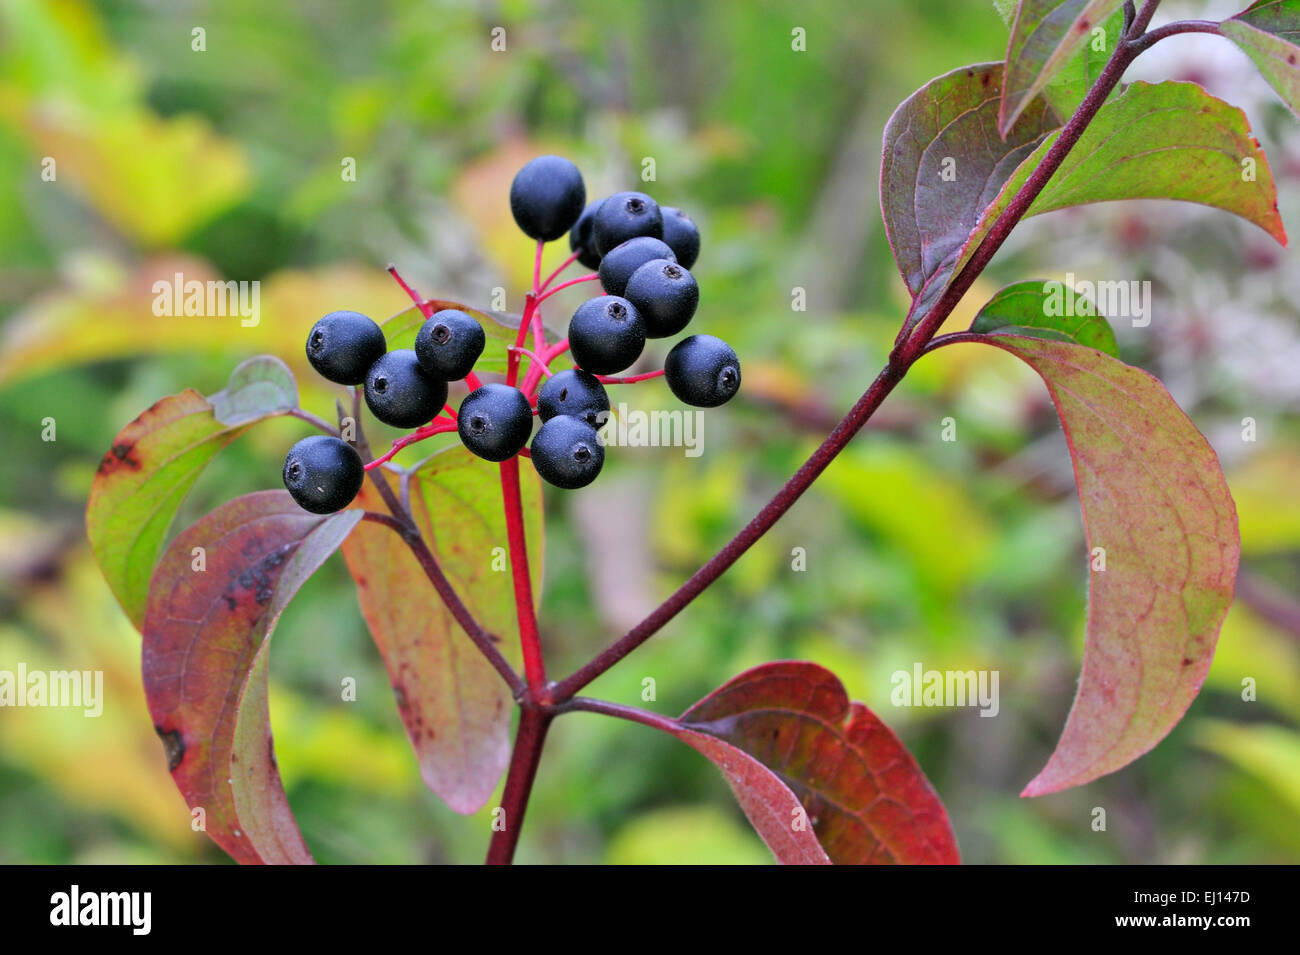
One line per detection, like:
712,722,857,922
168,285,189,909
671,661,960,864
880,63,1059,327
970,335,1240,795
142,490,361,864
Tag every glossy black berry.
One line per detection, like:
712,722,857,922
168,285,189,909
660,207,701,270
531,415,605,490
665,334,741,408
592,191,662,255
415,309,485,381
305,311,387,385
509,155,586,241
457,383,533,462
624,259,699,338
364,349,448,429
282,436,365,514
568,295,646,375
598,236,676,298
537,368,610,429
568,200,605,270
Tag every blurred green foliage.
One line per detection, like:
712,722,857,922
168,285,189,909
1,0,1298,864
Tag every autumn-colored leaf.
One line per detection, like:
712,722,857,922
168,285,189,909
87,356,298,627
671,661,960,864
1221,1,1300,119
340,448,542,813
880,63,1058,328
968,335,1239,795
971,279,1118,355
953,80,1287,290
999,1,1127,135
142,491,361,864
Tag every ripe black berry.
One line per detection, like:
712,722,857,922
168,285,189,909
364,349,448,429
660,207,701,270
509,155,586,241
568,295,646,375
569,200,605,270
598,236,676,298
592,191,662,255
415,309,485,381
306,311,387,386
282,436,365,514
665,334,741,408
537,369,610,428
457,383,534,461
624,259,699,338
531,415,605,489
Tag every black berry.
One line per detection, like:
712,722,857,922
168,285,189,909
305,310,387,386
568,295,646,375
624,259,699,338
665,334,741,408
598,236,676,298
660,207,701,269
282,436,365,514
537,368,610,429
415,308,485,381
531,415,605,490
457,383,533,461
509,155,586,241
364,349,448,429
569,200,605,270
592,191,662,255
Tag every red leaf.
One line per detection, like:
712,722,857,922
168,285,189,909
142,491,361,864
673,661,959,864
973,335,1240,795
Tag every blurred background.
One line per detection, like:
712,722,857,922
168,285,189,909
1,0,1298,864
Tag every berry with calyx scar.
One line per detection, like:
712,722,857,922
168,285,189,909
306,310,387,385
282,435,365,514
537,369,610,429
624,259,698,338
458,383,534,462
598,236,676,298
364,349,448,429
664,334,741,408
531,414,605,489
592,191,662,255
567,295,646,375
415,309,486,381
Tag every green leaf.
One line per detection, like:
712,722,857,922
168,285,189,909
339,448,543,813
999,1,1127,135
1195,719,1300,817
950,80,1287,298
87,357,301,627
670,661,960,864
1222,1,1300,119
967,336,1239,795
971,279,1119,355
209,355,298,425
142,491,361,864
880,63,1059,324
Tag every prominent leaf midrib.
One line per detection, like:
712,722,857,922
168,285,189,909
686,704,941,863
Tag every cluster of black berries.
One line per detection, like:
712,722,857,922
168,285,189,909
282,154,741,514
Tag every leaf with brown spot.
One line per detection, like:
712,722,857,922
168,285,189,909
87,357,298,627
967,335,1240,795
340,448,543,813
1222,1,1300,119
667,661,959,864
142,491,360,864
